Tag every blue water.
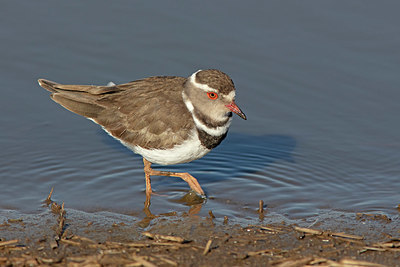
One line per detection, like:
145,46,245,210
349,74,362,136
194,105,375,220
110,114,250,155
1,1,399,224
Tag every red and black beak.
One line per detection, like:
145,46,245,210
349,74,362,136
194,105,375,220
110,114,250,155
226,102,247,120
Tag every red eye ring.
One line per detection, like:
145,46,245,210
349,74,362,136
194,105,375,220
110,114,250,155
207,92,218,100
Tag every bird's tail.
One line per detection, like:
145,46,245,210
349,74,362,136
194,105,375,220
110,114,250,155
37,79,107,118
38,79,59,93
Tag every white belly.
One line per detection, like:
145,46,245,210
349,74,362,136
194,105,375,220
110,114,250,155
123,129,211,165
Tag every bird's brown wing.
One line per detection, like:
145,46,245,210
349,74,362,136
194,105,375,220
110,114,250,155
38,77,194,149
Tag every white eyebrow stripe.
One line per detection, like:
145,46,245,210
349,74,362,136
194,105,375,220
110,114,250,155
189,70,218,93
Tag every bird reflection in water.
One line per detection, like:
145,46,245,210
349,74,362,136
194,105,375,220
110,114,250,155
138,191,205,228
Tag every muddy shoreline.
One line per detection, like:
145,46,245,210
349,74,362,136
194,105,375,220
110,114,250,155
1,193,399,266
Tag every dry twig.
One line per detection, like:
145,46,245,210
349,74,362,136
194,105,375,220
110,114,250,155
258,200,264,214
203,239,212,255
209,210,216,219
45,187,54,205
142,232,187,243
0,239,18,247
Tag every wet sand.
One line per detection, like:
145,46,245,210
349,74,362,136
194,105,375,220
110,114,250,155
1,191,399,266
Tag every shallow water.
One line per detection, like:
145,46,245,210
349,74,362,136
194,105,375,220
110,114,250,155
1,1,400,224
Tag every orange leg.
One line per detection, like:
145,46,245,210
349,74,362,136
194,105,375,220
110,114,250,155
142,158,205,196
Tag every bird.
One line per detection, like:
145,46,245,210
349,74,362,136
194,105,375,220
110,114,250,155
38,69,246,197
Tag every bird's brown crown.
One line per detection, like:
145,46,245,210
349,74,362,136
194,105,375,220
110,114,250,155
195,69,235,95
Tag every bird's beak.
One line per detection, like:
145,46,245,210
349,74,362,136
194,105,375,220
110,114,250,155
226,101,247,120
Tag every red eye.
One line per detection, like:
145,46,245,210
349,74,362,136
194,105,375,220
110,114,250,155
207,92,218,100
